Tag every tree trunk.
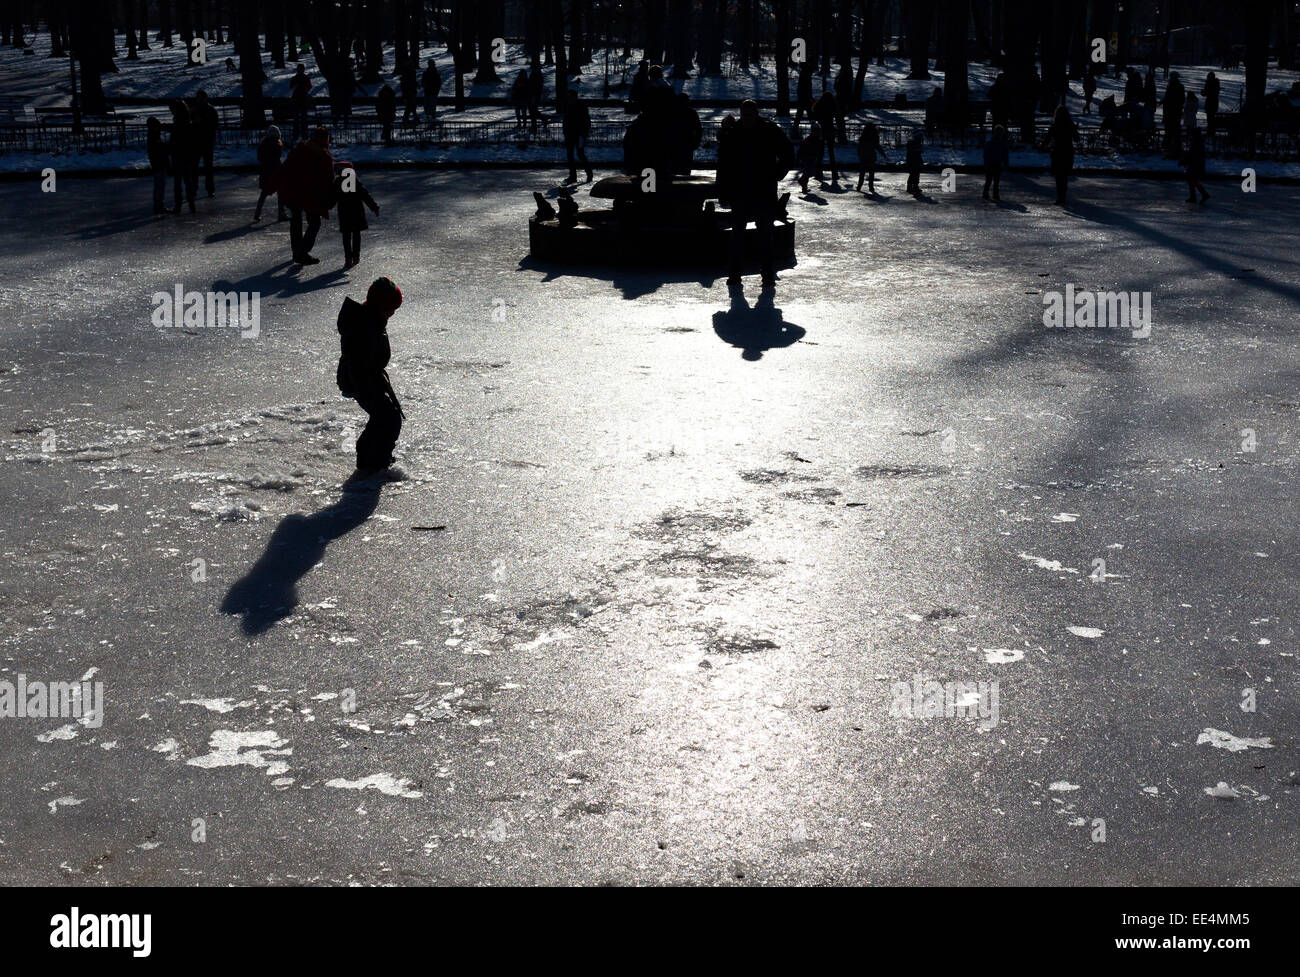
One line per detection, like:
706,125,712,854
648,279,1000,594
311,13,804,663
644,0,666,66
775,0,792,116
474,0,500,83
238,0,265,126
1243,0,1269,115
126,2,139,60
737,0,751,69
524,0,541,62
1038,0,1069,107
553,0,568,105
72,0,112,114
1113,0,1129,74
668,0,691,77
941,0,968,118
267,0,285,68
853,0,871,101
906,0,934,79
362,0,382,82
570,0,584,74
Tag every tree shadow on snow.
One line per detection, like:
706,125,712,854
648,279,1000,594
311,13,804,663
221,485,382,636
712,290,807,360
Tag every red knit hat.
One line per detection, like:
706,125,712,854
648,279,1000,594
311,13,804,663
366,277,403,314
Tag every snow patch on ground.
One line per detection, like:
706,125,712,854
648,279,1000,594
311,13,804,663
1197,728,1273,752
186,730,291,776
324,774,423,799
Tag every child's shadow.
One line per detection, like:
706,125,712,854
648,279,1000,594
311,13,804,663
712,291,806,361
221,486,382,635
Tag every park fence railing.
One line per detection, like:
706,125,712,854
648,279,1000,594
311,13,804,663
1,112,1296,164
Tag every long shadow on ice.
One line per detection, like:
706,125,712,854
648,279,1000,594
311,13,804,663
213,262,347,299
712,291,806,361
1067,198,1300,306
221,486,382,636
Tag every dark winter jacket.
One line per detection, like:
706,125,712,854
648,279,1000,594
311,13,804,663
983,134,1010,168
905,137,924,170
857,126,884,161
290,72,311,107
336,297,391,398
797,129,824,168
194,101,219,148
1163,78,1185,118
148,128,170,172
330,166,379,232
422,65,442,95
257,136,283,191
812,93,837,132
376,85,397,123
1203,74,1220,110
1047,116,1077,171
168,114,197,165
1181,136,1206,178
717,117,795,208
277,140,334,216
562,102,591,143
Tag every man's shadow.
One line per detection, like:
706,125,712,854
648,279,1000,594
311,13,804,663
712,290,806,361
221,486,382,635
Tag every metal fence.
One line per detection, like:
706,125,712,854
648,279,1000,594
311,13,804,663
2,113,1296,162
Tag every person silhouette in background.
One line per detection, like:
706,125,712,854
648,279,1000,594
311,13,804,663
1163,71,1185,155
422,58,443,122
1046,105,1077,204
629,61,649,113
511,70,530,126
1180,127,1209,204
675,93,702,174
526,59,544,129
147,117,170,215
290,63,312,141
856,121,887,193
1203,70,1220,132
167,99,198,214
982,124,1010,201
254,124,287,222
812,90,840,183
562,89,593,184
796,123,825,193
905,129,924,195
193,89,219,198
400,61,419,124
337,277,405,480
331,161,380,268
278,126,334,264
793,64,814,129
376,83,397,145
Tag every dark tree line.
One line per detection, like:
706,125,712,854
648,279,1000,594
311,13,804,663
3,1,1292,124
